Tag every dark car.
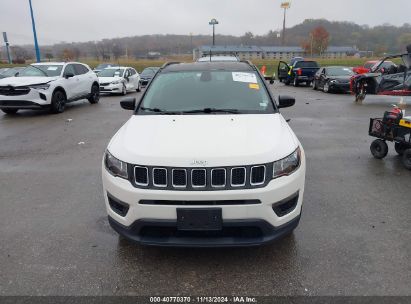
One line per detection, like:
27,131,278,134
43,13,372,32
139,67,160,87
312,66,354,93
278,60,320,87
0,67,25,79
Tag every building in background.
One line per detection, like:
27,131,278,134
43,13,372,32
194,45,359,60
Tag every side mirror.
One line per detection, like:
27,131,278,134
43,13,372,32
278,95,295,108
65,72,75,79
120,97,136,110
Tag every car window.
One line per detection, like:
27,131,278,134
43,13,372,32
295,61,319,68
74,64,88,75
18,65,63,77
139,70,275,114
64,64,76,76
98,69,125,77
130,69,136,76
326,67,354,76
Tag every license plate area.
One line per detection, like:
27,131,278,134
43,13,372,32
177,208,222,231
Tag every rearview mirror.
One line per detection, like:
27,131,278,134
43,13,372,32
120,97,136,110
65,72,75,79
278,95,295,108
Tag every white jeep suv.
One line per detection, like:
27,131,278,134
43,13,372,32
0,62,100,114
102,61,306,247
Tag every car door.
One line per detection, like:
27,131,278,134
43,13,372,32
73,64,90,96
313,68,322,87
123,69,132,91
62,64,80,100
319,68,328,89
278,61,290,81
129,68,140,89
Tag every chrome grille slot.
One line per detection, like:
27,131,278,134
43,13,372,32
191,169,206,187
231,167,246,187
172,169,187,187
211,168,226,188
251,166,266,185
153,168,167,187
134,166,149,186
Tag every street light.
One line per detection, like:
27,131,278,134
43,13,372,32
28,0,41,62
280,2,291,46
209,18,219,46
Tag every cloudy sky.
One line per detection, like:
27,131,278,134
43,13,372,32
0,0,410,45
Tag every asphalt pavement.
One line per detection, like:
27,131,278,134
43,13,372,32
0,84,410,296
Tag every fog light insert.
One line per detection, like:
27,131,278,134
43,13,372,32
272,192,299,217
107,193,129,217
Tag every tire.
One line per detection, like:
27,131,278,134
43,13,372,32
402,149,411,170
395,142,407,155
323,81,330,93
1,109,18,115
121,84,127,96
136,82,141,92
50,90,66,114
312,80,317,90
88,84,100,104
284,79,290,86
370,139,388,159
306,81,311,87
293,77,299,87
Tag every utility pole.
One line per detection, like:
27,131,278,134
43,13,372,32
280,2,290,46
28,0,41,62
209,18,219,46
2,32,12,64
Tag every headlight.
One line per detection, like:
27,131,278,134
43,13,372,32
273,147,301,179
29,83,50,90
330,80,337,84
104,150,128,179
111,80,121,85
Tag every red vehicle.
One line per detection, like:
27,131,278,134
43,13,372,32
353,60,396,74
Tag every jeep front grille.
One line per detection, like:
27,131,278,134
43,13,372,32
131,164,271,191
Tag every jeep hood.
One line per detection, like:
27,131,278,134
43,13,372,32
108,114,299,167
0,76,57,86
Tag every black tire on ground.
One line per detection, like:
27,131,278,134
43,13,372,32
279,78,283,83
293,77,299,87
370,139,388,159
50,90,66,114
306,81,311,87
121,84,127,96
284,79,290,86
1,109,19,115
88,84,100,104
402,149,411,170
395,142,407,155
136,82,141,92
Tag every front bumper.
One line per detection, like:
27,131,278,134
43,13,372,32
102,158,305,246
99,83,123,93
0,89,51,109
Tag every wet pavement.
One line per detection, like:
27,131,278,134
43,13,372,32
0,84,410,296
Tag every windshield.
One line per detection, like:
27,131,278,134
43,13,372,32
295,61,319,68
17,65,63,77
141,68,159,77
96,64,117,70
138,70,275,114
1,68,24,77
98,68,125,77
326,67,354,76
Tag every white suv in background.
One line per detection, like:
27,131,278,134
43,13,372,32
0,62,100,115
98,66,141,95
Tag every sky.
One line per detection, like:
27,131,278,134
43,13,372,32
0,0,410,45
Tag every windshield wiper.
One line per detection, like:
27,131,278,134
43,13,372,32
140,107,182,115
29,65,48,77
181,108,240,114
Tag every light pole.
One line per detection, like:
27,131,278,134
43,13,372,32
280,2,290,46
2,32,12,64
28,0,41,62
209,18,219,46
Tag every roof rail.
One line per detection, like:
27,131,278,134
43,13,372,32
161,62,181,69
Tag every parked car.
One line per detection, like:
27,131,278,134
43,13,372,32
351,45,411,103
0,67,25,79
102,61,306,247
312,66,354,93
278,59,320,86
197,55,239,62
98,66,141,95
0,62,99,115
353,60,396,75
139,67,160,87
93,63,119,74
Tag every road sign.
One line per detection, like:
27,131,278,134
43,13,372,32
281,2,291,9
